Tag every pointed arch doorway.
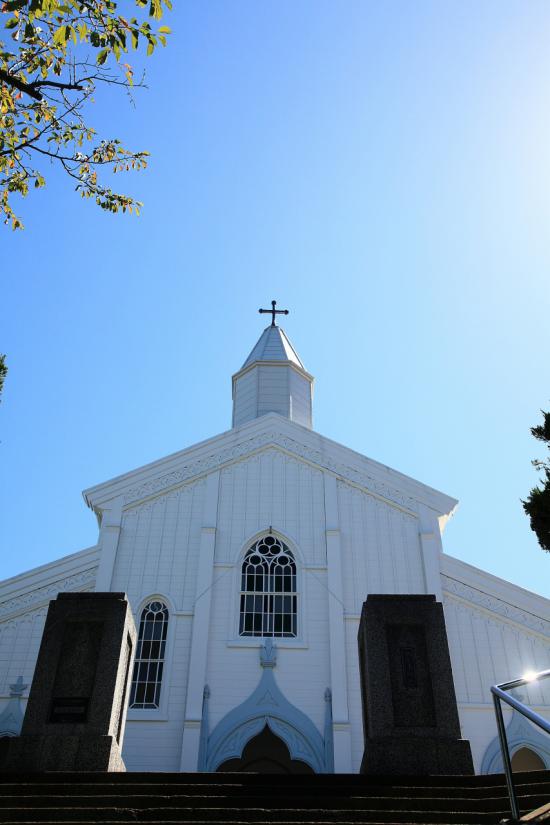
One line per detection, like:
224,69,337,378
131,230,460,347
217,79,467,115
216,724,315,774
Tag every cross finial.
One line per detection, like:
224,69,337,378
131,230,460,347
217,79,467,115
259,300,289,327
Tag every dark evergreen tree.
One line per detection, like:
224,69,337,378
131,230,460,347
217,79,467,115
523,410,550,553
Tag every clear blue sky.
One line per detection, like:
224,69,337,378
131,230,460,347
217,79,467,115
2,1,550,597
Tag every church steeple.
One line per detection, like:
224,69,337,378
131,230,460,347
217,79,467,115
232,305,314,430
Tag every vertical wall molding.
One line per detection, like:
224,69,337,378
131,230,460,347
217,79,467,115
324,687,334,773
418,504,443,601
94,495,124,591
180,471,220,771
324,473,352,772
197,685,210,771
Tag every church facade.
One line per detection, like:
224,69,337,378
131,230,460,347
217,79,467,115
1,317,550,774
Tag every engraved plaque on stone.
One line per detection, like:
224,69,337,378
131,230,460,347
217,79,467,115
49,620,103,723
386,624,436,728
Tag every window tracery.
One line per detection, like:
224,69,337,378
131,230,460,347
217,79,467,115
239,536,297,637
129,600,169,709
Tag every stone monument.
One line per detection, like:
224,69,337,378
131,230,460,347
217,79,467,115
358,594,474,775
7,592,136,772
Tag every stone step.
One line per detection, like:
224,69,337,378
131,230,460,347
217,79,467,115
0,782,548,801
2,794,547,813
1,778,548,793
1,770,548,825
0,784,532,797
0,809,513,824
3,772,544,787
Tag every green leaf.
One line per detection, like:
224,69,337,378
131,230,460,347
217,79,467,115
157,25,170,33
149,0,162,20
52,25,67,44
4,17,20,30
96,47,109,65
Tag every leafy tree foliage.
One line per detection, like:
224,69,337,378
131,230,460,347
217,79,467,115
0,354,6,401
1,0,171,228
523,409,550,553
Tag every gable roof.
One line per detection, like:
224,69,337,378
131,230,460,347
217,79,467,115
82,413,458,523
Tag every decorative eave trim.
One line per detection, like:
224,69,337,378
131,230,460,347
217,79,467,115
442,575,550,638
121,433,419,512
83,414,457,517
0,566,98,623
0,545,100,601
441,553,550,621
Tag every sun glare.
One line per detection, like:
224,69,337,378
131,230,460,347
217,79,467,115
521,670,539,683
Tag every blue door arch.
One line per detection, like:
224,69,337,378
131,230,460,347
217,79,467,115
481,708,550,773
201,641,332,773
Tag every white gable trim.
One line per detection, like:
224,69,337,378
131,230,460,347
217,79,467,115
441,553,550,623
0,545,100,623
84,415,455,518
442,580,550,641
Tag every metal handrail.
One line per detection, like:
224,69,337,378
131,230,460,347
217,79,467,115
491,667,550,821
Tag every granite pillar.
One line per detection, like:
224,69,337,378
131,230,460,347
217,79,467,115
7,592,136,772
358,594,474,775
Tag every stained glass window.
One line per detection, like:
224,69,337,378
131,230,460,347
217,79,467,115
129,600,169,709
239,536,297,637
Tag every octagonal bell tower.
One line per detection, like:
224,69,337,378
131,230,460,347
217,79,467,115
232,313,313,430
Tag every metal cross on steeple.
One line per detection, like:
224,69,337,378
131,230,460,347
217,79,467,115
258,300,289,327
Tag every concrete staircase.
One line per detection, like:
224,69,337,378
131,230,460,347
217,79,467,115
0,770,549,824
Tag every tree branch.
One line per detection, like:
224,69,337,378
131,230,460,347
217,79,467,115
30,78,86,92
0,68,42,100
0,69,88,100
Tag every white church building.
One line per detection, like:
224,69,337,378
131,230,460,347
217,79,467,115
1,310,549,774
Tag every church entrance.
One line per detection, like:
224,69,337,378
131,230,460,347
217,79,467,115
216,725,315,774
511,747,546,772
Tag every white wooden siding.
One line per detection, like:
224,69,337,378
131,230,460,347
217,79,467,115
337,480,424,612
215,449,326,566
444,596,550,705
232,368,257,427
112,478,206,611
289,369,313,428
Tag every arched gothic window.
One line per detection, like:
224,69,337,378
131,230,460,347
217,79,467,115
239,535,297,637
129,600,169,709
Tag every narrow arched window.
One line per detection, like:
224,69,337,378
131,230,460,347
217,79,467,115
239,535,297,637
129,600,169,709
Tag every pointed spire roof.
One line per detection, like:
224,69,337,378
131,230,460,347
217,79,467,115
241,325,306,370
